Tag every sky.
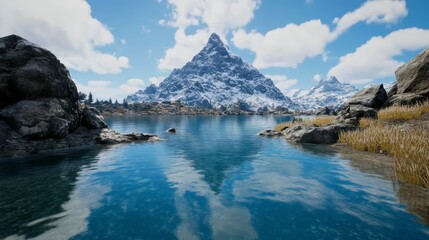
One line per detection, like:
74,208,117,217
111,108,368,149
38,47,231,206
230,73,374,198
1,0,429,101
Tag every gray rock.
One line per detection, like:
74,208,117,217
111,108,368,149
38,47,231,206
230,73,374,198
383,93,428,107
0,35,80,125
81,107,108,129
316,106,336,116
348,105,378,119
347,84,388,109
0,98,76,139
166,128,176,133
395,47,429,96
284,124,357,144
257,129,283,137
387,83,398,98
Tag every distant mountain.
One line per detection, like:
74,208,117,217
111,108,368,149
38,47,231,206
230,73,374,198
285,76,358,110
127,33,297,112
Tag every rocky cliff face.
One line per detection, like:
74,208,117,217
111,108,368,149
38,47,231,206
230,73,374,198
127,33,297,112
0,35,157,158
285,76,358,110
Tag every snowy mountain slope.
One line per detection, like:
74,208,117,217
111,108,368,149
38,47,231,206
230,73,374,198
284,76,358,110
127,33,298,112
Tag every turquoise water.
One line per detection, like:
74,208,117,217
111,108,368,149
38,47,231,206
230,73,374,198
1,115,429,239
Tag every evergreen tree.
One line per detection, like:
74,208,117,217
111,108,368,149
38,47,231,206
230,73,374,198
87,92,93,104
78,92,87,102
109,98,113,105
123,99,129,108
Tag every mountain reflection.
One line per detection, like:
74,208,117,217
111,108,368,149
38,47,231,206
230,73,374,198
164,116,264,193
0,147,105,239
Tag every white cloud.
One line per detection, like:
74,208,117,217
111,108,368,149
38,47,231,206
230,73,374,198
330,0,408,40
266,74,298,93
0,0,129,74
322,52,329,62
120,38,126,45
149,76,165,86
75,78,145,101
233,20,330,68
158,0,260,70
313,74,322,81
327,28,429,84
158,29,210,70
232,0,408,69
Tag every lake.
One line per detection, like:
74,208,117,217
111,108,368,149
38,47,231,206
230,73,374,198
1,115,429,240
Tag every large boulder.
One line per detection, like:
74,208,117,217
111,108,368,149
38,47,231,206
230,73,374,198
347,84,388,109
383,93,428,107
81,107,108,129
284,124,357,144
0,34,80,135
0,98,74,139
395,48,429,96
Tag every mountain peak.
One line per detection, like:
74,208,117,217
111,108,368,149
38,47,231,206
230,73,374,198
326,76,340,84
126,32,297,112
208,33,223,45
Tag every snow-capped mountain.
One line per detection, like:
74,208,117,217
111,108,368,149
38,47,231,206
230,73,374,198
285,76,358,110
127,33,297,112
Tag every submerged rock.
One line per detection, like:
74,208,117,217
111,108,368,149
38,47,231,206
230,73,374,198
257,129,283,137
166,128,176,133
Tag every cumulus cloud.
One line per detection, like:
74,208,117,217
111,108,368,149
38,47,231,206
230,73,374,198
233,20,330,68
330,0,408,40
313,74,322,81
327,28,429,84
0,0,129,74
232,0,408,69
158,0,260,70
75,78,145,101
149,76,165,86
266,74,298,93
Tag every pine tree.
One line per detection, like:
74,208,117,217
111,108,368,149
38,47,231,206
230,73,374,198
123,99,129,108
109,98,112,105
87,92,93,104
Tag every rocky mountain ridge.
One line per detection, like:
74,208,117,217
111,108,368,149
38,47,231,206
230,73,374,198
285,76,358,111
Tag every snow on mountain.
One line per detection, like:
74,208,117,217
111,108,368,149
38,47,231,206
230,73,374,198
127,33,297,112
284,76,358,110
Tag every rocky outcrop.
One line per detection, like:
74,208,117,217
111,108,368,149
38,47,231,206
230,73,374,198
383,47,429,107
81,107,108,129
166,128,176,133
395,48,429,96
347,84,388,109
383,93,427,107
283,124,357,144
0,35,158,158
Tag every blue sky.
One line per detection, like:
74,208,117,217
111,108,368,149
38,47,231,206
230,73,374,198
1,0,429,101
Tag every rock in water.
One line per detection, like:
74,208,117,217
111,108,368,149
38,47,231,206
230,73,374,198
395,48,429,96
0,34,80,134
166,128,176,133
347,84,388,109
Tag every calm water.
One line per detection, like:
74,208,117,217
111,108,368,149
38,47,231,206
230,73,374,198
1,115,429,240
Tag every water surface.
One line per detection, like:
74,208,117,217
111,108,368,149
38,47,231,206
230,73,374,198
1,115,429,239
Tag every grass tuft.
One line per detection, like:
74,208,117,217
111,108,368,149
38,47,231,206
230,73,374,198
340,101,429,188
274,116,335,131
378,101,429,121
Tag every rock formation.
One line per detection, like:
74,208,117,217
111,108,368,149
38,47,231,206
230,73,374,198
385,47,429,107
0,35,158,158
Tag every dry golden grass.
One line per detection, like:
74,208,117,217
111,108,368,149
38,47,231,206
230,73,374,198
340,101,429,188
358,117,378,129
378,101,429,121
274,116,335,131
